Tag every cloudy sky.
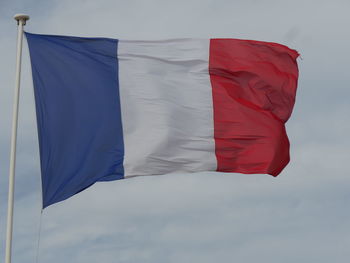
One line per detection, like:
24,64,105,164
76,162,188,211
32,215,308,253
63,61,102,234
1,0,349,262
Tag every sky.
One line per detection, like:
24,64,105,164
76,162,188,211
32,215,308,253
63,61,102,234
0,0,350,262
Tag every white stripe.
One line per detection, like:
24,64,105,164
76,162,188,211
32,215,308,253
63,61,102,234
118,39,216,177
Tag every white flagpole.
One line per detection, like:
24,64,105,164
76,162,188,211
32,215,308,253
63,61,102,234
5,14,30,263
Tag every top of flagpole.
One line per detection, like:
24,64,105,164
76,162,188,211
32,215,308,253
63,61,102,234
14,14,30,25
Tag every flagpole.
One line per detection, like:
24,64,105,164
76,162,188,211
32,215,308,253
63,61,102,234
5,14,30,263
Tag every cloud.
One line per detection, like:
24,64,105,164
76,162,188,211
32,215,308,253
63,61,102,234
1,0,349,262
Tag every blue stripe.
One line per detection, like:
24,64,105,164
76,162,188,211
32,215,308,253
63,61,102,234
26,32,124,208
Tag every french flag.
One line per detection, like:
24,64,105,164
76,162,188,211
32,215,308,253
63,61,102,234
25,32,299,208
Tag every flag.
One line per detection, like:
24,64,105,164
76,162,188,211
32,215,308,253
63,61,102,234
25,32,299,208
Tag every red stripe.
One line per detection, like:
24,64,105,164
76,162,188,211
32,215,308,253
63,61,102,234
209,39,299,176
